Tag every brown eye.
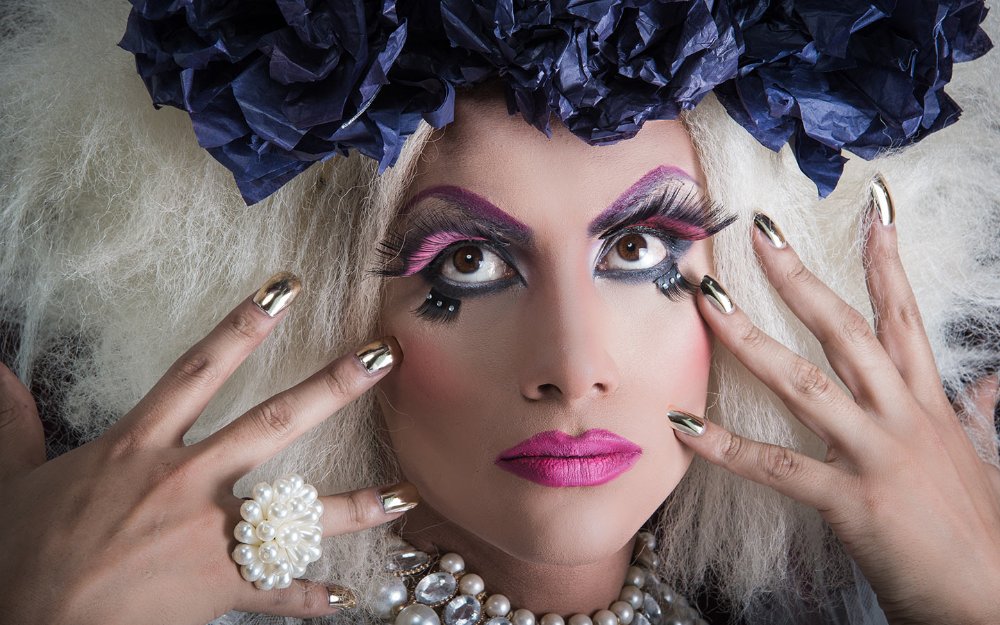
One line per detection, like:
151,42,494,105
598,232,668,271
616,234,647,262
440,243,514,283
452,245,483,273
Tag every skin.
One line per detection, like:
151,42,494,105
0,90,997,624
376,89,714,613
0,288,407,624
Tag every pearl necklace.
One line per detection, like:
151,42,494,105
372,532,708,625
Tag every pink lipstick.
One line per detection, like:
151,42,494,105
495,429,642,487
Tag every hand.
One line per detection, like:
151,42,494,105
670,194,1000,625
0,272,414,625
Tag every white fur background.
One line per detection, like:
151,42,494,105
1,2,997,624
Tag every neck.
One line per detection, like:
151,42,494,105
398,504,635,615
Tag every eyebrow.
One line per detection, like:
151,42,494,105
398,164,701,246
586,165,699,237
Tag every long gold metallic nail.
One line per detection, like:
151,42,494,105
700,274,735,314
355,339,394,375
253,271,302,317
753,212,788,249
378,481,420,514
667,410,706,437
869,173,895,227
327,584,357,608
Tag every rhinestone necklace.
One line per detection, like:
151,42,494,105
372,531,708,625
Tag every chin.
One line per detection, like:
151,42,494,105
421,454,688,566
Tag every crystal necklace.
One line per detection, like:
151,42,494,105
373,531,708,625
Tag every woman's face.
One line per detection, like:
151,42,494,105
376,90,721,566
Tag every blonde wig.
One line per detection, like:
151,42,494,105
1,1,997,624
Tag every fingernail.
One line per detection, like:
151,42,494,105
327,584,357,608
753,212,788,249
700,274,735,314
869,173,895,227
378,480,420,514
355,338,394,375
667,410,706,437
253,271,302,317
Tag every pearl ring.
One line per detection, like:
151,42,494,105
230,474,324,590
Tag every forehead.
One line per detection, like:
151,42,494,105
405,87,705,228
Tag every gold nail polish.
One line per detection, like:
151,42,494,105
700,274,735,314
753,212,788,249
667,410,706,437
869,173,895,227
355,339,394,375
253,271,302,317
327,584,357,608
379,481,420,514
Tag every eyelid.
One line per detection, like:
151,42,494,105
375,208,514,278
595,185,735,243
596,223,689,265
419,238,523,289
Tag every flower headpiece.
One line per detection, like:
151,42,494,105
120,1,992,205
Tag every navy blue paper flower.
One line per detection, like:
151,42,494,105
119,0,992,204
716,0,993,196
120,0,456,204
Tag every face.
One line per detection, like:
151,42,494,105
375,87,729,566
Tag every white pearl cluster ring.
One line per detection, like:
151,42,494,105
230,474,324,590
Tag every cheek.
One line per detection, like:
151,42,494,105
375,278,714,563
375,285,508,492
605,286,712,496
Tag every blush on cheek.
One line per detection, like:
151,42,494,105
381,334,481,431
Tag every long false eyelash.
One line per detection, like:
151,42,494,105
654,264,699,302
414,288,462,323
601,184,738,243
373,207,511,278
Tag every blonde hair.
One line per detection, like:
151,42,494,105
2,1,998,623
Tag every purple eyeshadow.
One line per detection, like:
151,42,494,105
401,186,531,238
587,165,698,237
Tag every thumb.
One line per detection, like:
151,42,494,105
0,361,45,476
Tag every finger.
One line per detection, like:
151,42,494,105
862,175,950,413
200,337,400,479
668,410,838,511
111,272,302,446
0,361,45,475
319,481,420,536
696,274,873,453
236,579,356,618
751,211,911,415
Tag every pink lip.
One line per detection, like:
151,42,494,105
495,429,643,487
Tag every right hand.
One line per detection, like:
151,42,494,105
0,272,413,625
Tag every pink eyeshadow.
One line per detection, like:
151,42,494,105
634,216,708,240
402,231,489,276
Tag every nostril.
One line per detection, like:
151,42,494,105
537,383,560,397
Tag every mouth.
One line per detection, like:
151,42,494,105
495,429,642,487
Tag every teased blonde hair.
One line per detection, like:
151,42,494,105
2,2,998,624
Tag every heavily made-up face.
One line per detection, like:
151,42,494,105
374,90,734,566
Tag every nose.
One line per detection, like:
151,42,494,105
517,272,621,405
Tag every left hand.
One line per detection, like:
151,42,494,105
672,191,1000,625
